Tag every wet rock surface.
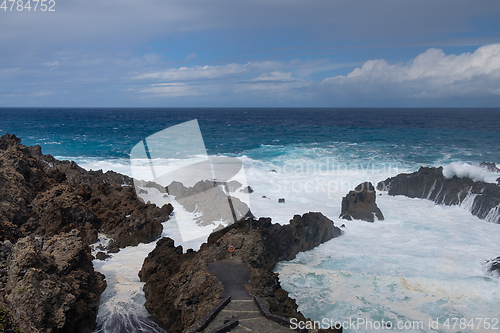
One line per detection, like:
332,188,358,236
139,237,223,333
377,166,500,223
485,256,500,277
480,162,500,173
339,182,384,222
0,133,173,332
140,212,342,333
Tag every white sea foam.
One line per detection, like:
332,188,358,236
93,242,164,332
92,187,211,332
443,161,498,183
59,157,134,177
86,142,500,333
276,195,500,332
238,152,405,224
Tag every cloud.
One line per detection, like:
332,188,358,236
132,44,500,106
44,61,59,68
3,37,500,106
134,63,249,81
151,82,188,87
130,45,500,105
134,59,345,83
321,44,500,100
132,61,325,99
140,82,199,97
250,71,297,83
186,53,197,61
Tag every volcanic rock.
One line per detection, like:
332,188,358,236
35,150,134,187
340,182,384,222
139,238,222,333
240,185,254,193
0,134,57,238
4,230,106,333
0,133,174,331
485,256,500,277
139,212,342,333
377,166,500,223
95,252,111,261
0,133,173,248
480,162,500,173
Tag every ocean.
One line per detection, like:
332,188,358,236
1,107,500,332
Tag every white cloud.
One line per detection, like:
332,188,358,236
140,83,199,97
132,45,500,105
151,82,187,87
44,61,59,67
134,62,315,99
250,71,296,82
134,63,249,81
186,53,197,61
322,44,500,99
134,59,346,84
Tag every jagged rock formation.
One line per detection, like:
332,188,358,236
0,133,173,332
480,162,500,173
340,182,384,222
485,256,500,278
4,230,106,333
377,166,500,223
139,212,342,333
139,238,223,333
240,185,254,193
0,133,173,247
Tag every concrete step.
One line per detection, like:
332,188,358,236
237,318,294,333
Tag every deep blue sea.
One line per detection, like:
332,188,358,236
2,108,500,332
1,108,500,164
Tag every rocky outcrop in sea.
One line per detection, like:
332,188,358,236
480,162,500,173
0,133,173,332
339,182,384,222
485,256,500,278
377,166,500,223
139,212,342,333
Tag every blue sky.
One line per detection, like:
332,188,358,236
1,0,500,107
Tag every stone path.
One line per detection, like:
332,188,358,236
206,257,294,333
208,256,252,300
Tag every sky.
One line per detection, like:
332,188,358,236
1,0,500,107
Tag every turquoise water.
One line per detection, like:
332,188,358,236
1,108,500,165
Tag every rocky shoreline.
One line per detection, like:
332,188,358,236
4,132,498,333
377,165,500,284
0,133,344,333
139,212,343,333
377,166,500,224
0,134,172,332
